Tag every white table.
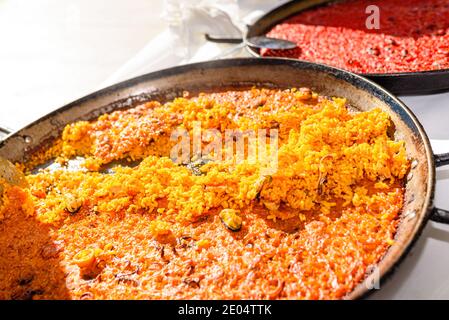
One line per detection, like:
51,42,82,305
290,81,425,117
1,0,449,299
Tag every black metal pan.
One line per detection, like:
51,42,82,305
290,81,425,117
207,0,449,95
0,58,448,299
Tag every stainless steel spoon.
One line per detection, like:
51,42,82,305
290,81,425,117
205,34,297,50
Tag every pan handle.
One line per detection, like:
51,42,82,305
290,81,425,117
430,153,449,223
0,126,11,142
431,208,449,223
435,153,449,167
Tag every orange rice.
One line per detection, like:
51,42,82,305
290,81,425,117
0,88,409,299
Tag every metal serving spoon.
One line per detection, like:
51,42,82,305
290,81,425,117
205,34,297,60
205,34,297,50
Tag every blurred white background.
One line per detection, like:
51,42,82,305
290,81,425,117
0,0,165,129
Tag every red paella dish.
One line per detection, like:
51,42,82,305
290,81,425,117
261,0,449,74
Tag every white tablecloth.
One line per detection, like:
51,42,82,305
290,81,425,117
2,0,449,299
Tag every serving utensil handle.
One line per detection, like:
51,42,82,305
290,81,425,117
205,34,243,44
430,153,449,223
0,126,11,141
